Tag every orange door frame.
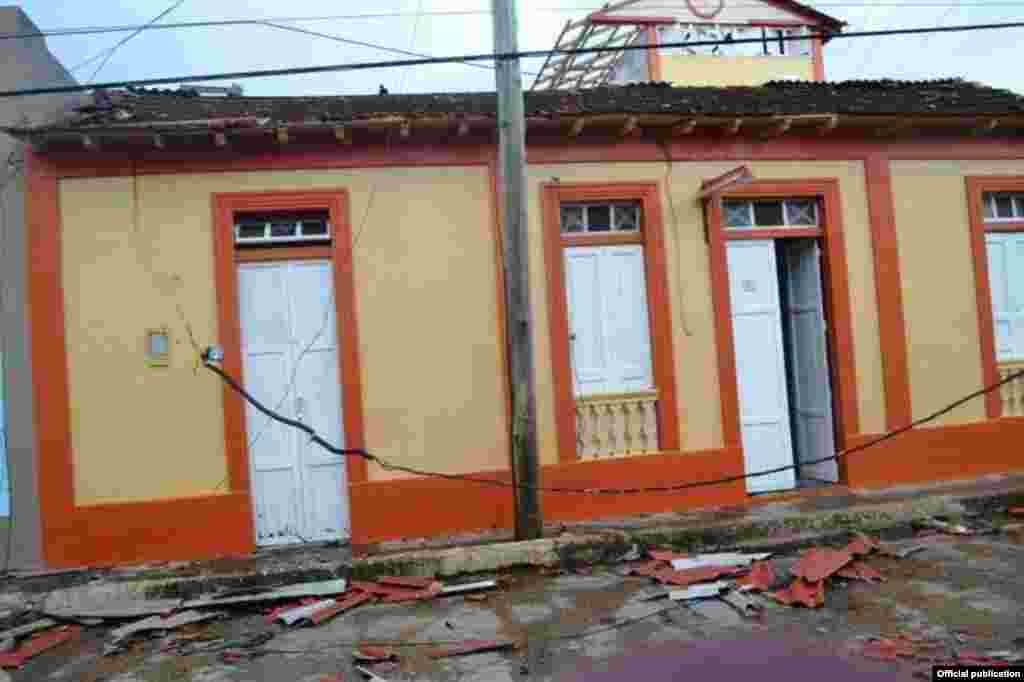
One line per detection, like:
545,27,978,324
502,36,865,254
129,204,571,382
705,179,859,484
541,182,681,464
211,191,370,510
965,176,1024,420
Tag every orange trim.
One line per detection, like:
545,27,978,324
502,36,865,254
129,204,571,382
964,176,1024,419
646,25,663,82
541,183,680,465
724,228,822,240
811,37,825,81
707,180,860,458
235,244,333,262
350,447,745,544
563,232,645,247
843,418,1024,488
864,155,912,430
26,151,256,567
213,191,369,488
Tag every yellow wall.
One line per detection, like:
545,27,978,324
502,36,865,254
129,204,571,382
60,167,508,502
526,160,885,463
890,159,1024,426
660,55,814,87
61,158,886,502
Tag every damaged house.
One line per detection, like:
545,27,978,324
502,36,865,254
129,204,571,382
5,0,1024,568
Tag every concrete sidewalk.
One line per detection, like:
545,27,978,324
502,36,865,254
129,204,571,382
8,471,1023,611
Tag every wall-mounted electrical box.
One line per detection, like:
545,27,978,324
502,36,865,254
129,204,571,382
145,328,171,367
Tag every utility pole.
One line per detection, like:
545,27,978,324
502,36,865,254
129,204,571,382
492,0,542,540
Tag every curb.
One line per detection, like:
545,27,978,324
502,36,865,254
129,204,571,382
19,486,1022,609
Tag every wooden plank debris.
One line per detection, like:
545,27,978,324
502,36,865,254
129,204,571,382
439,580,498,596
307,592,374,626
668,581,729,601
0,626,80,668
427,639,516,659
274,599,337,626
670,552,771,570
183,579,347,608
110,611,224,643
43,596,183,621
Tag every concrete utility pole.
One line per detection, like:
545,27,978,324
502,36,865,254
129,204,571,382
492,0,542,540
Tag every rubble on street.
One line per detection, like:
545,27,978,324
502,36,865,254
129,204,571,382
0,507,1022,681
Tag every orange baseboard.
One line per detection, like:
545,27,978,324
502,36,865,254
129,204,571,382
843,417,1024,488
44,493,254,568
349,447,746,545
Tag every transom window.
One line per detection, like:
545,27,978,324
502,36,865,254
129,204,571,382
560,201,641,234
234,210,330,245
982,192,1024,222
722,198,818,230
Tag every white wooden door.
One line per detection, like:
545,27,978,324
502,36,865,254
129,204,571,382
726,240,796,493
986,233,1024,362
564,245,654,396
238,260,349,546
781,240,838,483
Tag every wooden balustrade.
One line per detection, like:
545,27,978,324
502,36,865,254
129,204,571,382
575,391,659,460
999,361,1024,417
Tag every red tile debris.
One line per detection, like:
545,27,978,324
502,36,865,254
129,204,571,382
627,561,669,577
309,592,375,625
790,548,854,582
381,581,443,603
860,637,919,660
355,645,398,662
844,533,881,556
427,639,516,659
649,549,688,562
768,579,825,608
377,575,436,590
656,565,745,587
735,561,775,592
836,561,885,583
319,674,345,682
0,625,81,668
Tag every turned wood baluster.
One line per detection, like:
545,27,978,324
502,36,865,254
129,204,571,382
637,400,650,453
605,403,617,457
575,403,586,457
589,403,603,456
622,401,634,454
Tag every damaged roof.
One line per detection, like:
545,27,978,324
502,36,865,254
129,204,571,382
9,79,1024,145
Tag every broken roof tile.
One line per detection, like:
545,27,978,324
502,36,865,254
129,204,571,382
790,548,854,582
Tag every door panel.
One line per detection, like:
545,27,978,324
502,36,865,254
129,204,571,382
565,248,610,394
781,240,838,483
565,245,654,396
605,247,655,393
726,240,796,493
987,233,1024,362
238,260,348,546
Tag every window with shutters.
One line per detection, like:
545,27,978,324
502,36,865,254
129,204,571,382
973,182,1024,417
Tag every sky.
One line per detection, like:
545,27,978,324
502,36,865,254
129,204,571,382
14,0,1024,97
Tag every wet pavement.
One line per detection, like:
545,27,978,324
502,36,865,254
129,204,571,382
18,529,1024,681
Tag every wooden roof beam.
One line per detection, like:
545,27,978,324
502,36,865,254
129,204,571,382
762,117,792,138
400,120,412,138
213,131,228,147
671,119,697,136
620,115,640,137
569,117,587,137
275,127,289,144
815,114,839,136
972,118,999,135
723,118,742,136
334,126,350,144
874,121,913,138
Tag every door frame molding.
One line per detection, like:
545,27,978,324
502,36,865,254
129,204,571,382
704,179,859,484
212,190,369,504
964,175,1024,419
541,182,680,464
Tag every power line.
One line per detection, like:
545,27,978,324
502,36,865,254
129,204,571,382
3,19,1024,99
263,22,539,77
203,347,1024,496
7,3,1024,42
85,0,187,84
